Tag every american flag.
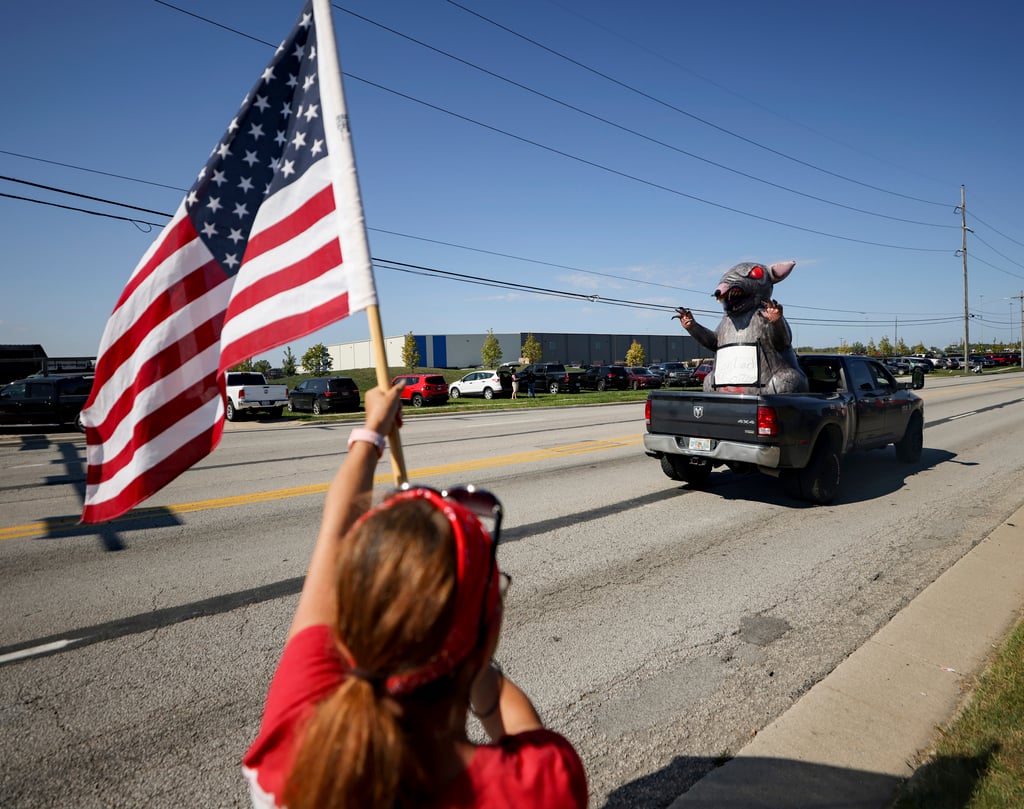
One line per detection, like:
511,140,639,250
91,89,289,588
80,0,376,523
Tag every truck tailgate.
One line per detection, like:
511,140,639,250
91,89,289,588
647,391,761,443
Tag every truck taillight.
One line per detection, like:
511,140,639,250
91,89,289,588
238,388,246,401
757,406,778,436
645,397,651,425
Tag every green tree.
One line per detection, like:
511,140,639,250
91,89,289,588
849,341,867,355
229,358,254,371
402,332,420,371
625,339,645,366
866,338,878,356
877,336,893,356
302,343,332,375
481,329,503,368
521,334,542,363
911,342,927,355
281,346,297,376
253,359,272,376
895,338,909,355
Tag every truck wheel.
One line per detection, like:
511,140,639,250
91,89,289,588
660,455,684,481
788,437,841,505
412,393,424,407
75,412,86,433
450,388,461,399
895,412,923,463
549,382,560,394
597,380,607,392
225,401,238,421
268,407,284,419
287,399,295,412
483,387,494,400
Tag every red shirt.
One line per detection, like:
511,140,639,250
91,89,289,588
243,625,587,808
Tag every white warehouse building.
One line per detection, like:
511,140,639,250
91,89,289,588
324,332,702,371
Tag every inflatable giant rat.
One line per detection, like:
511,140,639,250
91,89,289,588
674,260,808,394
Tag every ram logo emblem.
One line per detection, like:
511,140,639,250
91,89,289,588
693,405,704,419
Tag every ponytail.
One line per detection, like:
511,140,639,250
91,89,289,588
284,497,465,808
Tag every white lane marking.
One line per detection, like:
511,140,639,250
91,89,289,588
0,638,83,664
949,411,978,420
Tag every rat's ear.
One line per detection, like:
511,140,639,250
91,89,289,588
768,260,796,282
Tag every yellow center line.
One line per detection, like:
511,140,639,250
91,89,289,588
0,435,643,541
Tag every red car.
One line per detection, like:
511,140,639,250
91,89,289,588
626,367,662,390
692,361,715,385
391,373,449,407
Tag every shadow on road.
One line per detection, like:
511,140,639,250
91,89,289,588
602,748,995,808
675,446,957,508
4,431,183,551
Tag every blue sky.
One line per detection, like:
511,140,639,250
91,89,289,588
3,0,1023,364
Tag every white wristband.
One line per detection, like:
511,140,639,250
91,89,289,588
347,428,385,458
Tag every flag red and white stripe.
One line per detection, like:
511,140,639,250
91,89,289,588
81,0,375,523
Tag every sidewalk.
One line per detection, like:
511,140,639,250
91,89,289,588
670,502,1024,809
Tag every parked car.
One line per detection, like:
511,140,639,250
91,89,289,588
626,367,662,390
691,362,715,384
392,373,449,407
288,376,360,414
884,357,911,375
449,369,512,400
0,374,94,430
580,365,631,391
651,362,696,387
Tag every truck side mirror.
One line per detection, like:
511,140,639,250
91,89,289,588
912,368,925,390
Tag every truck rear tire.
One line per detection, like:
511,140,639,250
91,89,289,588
549,382,559,394
660,455,684,481
660,455,712,488
895,412,923,463
225,401,238,421
783,437,840,505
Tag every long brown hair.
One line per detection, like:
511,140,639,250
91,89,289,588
284,497,479,809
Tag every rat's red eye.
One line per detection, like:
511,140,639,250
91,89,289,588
749,266,764,279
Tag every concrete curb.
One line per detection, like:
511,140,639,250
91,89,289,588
669,503,1024,809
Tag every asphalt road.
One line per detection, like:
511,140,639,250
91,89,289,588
2,373,1023,808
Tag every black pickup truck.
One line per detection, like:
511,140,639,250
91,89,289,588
643,354,925,504
0,374,94,430
515,363,584,394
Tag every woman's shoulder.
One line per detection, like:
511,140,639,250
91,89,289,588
447,729,587,807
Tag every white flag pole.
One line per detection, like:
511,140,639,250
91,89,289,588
314,0,407,485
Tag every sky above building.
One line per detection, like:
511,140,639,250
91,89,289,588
3,0,1023,364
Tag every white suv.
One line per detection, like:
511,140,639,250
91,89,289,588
449,369,510,399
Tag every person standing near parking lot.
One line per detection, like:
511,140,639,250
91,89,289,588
243,385,587,809
511,369,520,399
526,368,536,397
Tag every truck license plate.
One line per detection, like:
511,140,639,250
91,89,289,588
688,437,712,451
260,401,270,406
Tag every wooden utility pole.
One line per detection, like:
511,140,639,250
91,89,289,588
956,185,971,376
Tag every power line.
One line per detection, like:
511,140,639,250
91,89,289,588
446,0,951,208
348,73,953,253
0,172,1008,321
145,0,954,250
334,4,954,230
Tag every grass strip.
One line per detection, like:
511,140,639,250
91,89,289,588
891,612,1024,808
